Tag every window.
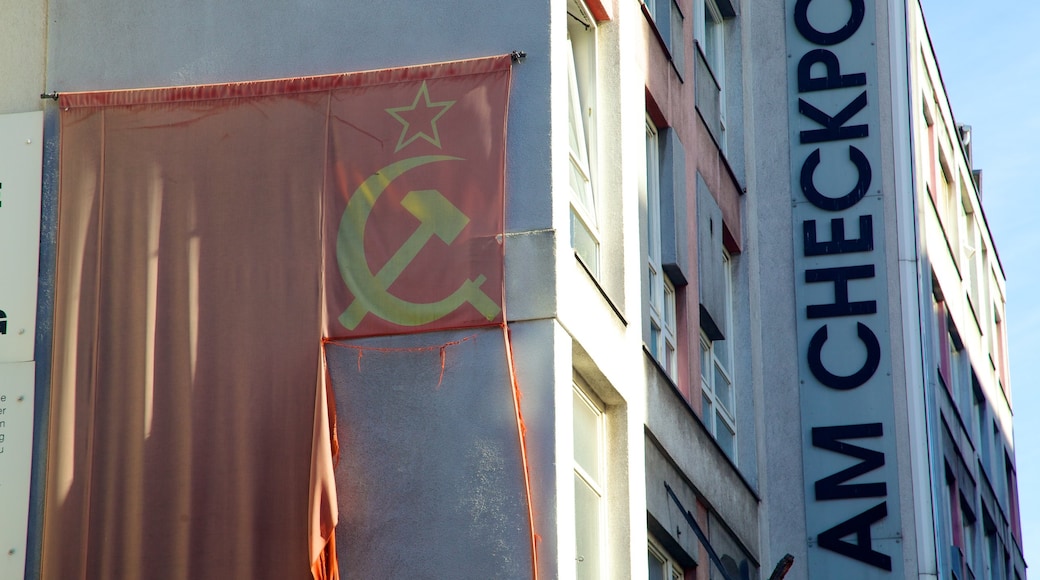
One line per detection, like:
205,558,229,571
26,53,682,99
942,314,970,413
573,385,605,579
992,421,1002,486
644,0,658,17
699,0,724,79
937,147,954,235
984,511,1004,580
944,466,965,579
937,160,961,264
948,331,964,408
934,291,952,389
994,305,1009,394
947,329,959,395
695,0,726,148
989,297,999,372
567,0,600,276
972,383,985,448
964,213,981,314
696,172,739,462
975,385,991,472
962,496,977,575
1005,452,1023,547
922,92,937,206
701,253,736,462
942,467,956,546
647,120,677,377
644,0,685,78
648,538,683,580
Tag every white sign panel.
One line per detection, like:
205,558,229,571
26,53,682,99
0,361,35,580
0,110,43,363
786,0,905,577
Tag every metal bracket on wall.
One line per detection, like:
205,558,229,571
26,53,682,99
664,482,739,580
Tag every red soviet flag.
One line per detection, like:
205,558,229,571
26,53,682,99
47,54,512,580
322,56,511,339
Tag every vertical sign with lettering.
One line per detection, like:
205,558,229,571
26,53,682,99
0,111,43,362
786,1,905,577
0,362,35,580
0,110,43,580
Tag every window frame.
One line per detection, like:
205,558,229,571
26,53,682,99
961,494,977,575
642,0,685,78
648,536,683,580
964,211,981,315
695,0,726,147
573,383,606,579
567,0,601,276
643,0,658,19
700,252,736,462
646,119,677,378
695,0,725,77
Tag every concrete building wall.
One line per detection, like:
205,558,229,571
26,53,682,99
0,0,47,115
46,0,554,235
743,0,807,572
905,0,1026,578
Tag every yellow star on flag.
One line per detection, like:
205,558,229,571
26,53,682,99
386,81,456,153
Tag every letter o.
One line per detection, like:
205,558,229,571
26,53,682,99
795,0,866,46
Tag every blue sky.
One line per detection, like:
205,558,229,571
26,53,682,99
919,0,1040,571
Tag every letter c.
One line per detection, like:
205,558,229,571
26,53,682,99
801,146,872,211
808,322,881,389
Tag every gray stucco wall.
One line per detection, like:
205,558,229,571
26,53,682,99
45,0,553,235
742,0,809,573
0,0,47,115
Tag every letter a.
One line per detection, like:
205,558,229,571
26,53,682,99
817,502,892,571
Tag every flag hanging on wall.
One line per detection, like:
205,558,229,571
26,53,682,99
45,54,512,580
323,61,508,338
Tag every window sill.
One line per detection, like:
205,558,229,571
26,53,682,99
573,250,628,327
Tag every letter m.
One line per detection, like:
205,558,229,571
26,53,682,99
812,423,887,500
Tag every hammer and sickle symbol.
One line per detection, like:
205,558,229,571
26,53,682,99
336,155,501,330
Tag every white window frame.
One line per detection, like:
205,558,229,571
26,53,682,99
700,252,736,462
646,119,677,378
936,150,953,229
694,0,724,72
648,537,683,580
964,212,981,315
994,303,1008,388
567,0,600,276
573,383,605,579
